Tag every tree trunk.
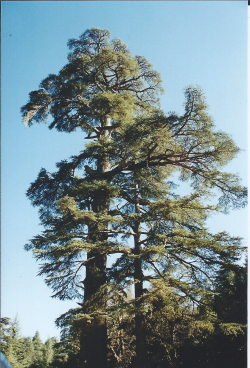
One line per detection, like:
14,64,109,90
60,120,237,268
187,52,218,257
134,182,147,368
80,250,107,368
80,117,111,368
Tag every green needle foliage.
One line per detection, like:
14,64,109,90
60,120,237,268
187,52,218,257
0,317,78,368
21,28,247,368
22,28,162,368
1,317,23,368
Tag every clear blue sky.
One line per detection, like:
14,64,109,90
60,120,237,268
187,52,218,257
1,1,248,342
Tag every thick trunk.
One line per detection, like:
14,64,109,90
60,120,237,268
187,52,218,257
134,183,147,368
80,118,111,368
80,249,107,368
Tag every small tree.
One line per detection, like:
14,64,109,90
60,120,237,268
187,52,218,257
29,331,44,368
0,317,11,347
1,316,24,368
176,263,247,368
42,338,54,367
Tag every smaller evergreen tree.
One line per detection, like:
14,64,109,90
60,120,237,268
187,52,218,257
176,261,247,368
214,261,247,324
42,338,54,367
0,317,11,347
29,331,44,368
1,316,24,368
19,337,34,367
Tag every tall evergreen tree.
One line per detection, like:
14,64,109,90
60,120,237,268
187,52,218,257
103,86,247,367
22,28,247,367
21,28,162,368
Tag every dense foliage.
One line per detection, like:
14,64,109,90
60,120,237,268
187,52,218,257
0,317,64,368
20,28,247,367
1,263,247,368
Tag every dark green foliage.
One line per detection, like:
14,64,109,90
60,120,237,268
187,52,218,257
167,262,247,368
214,262,247,324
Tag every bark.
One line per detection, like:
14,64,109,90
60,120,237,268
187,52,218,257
80,249,107,368
80,118,111,368
134,183,147,368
